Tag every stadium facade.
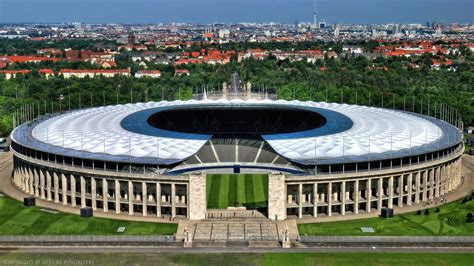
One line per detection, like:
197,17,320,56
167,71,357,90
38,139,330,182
10,99,464,220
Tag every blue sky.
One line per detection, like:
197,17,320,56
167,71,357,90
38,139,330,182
0,0,472,24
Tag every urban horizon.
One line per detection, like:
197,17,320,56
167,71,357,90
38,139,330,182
0,0,472,25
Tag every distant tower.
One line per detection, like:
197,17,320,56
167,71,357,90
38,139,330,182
128,32,136,45
334,26,340,38
313,0,318,28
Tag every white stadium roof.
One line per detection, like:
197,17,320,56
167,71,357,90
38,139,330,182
12,99,462,165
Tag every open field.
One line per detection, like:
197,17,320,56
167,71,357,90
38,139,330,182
299,196,474,236
0,196,177,235
206,174,268,209
0,252,473,266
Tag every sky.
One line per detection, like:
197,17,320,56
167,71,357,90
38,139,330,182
0,0,472,24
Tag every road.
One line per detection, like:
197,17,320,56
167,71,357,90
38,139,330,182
0,245,473,254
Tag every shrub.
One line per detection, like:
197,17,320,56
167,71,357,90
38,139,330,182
435,208,440,213
424,209,429,215
467,213,474,223
416,210,422,215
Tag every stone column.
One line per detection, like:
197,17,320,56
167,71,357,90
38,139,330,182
22,167,29,194
407,174,412,206
46,171,52,201
388,176,393,209
103,179,108,212
377,177,383,211
298,183,303,218
142,182,147,216
422,170,428,202
61,173,67,205
189,172,207,220
39,169,45,199
435,167,440,198
128,181,134,215
80,176,86,208
115,180,120,214
327,182,332,217
341,181,346,215
171,183,176,218
448,163,456,192
415,172,420,204
429,169,435,199
53,172,59,203
354,180,359,214
366,179,371,213
398,175,403,208
28,167,34,195
156,183,161,217
313,183,318,217
440,166,445,196
70,175,76,207
91,177,97,211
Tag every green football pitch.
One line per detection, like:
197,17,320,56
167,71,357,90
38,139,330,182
206,174,268,209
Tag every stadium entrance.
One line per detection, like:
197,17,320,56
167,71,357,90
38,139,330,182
205,174,268,218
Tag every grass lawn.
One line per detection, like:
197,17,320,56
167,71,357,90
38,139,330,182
206,174,268,209
298,196,474,236
0,252,473,266
0,196,177,235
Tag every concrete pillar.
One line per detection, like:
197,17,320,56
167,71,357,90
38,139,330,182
70,175,76,207
440,166,445,196
341,181,346,215
115,180,120,214
189,173,207,220
313,183,318,217
103,179,108,212
422,170,428,202
448,163,456,192
61,173,67,205
46,171,52,201
407,174,412,206
429,168,435,199
415,172,420,204
28,167,34,195
53,172,59,203
388,176,393,209
39,169,45,199
377,177,383,211
435,167,440,198
91,177,97,211
80,176,86,208
354,180,359,214
366,179,371,213
21,167,28,193
171,183,176,218
298,183,303,218
398,175,403,208
328,182,332,217
128,181,133,215
156,183,161,217
142,182,147,216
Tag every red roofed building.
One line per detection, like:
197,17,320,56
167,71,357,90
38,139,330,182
0,70,31,79
59,69,130,79
135,70,161,78
39,69,54,79
175,69,190,76
0,56,59,64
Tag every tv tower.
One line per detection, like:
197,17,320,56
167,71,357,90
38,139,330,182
313,0,317,28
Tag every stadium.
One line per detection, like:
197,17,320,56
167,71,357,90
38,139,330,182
9,97,464,221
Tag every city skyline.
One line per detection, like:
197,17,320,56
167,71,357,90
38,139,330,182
0,0,472,25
